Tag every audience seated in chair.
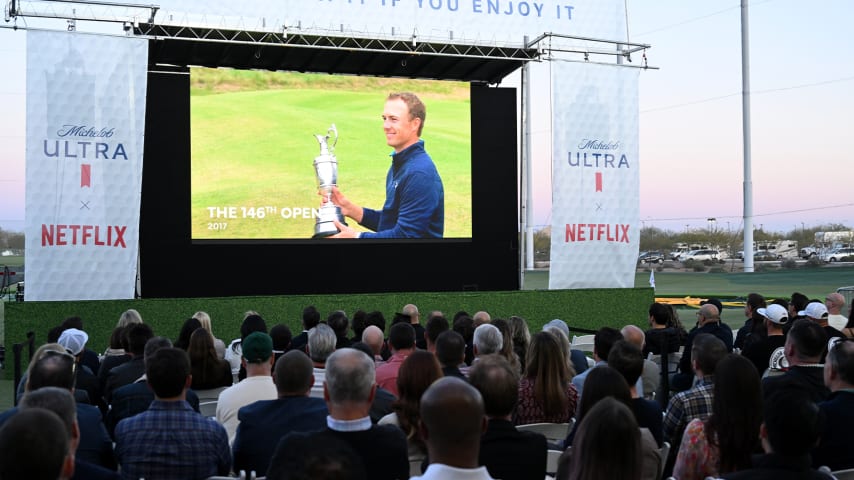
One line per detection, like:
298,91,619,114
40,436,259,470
188,328,233,391
411,376,496,480
672,354,762,480
19,387,121,480
469,354,547,480
232,350,329,476
557,397,643,480
721,389,833,480
103,323,154,405
114,347,231,479
106,336,201,438
1,347,117,472
216,332,278,444
812,337,854,471
435,330,467,379
378,350,443,463
607,339,664,447
570,326,623,399
376,322,418,397
762,319,831,404
307,323,337,399
562,365,661,480
515,331,578,426
662,333,727,478
0,407,76,480
267,348,409,480
671,303,733,393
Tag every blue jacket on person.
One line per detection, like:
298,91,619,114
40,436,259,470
360,140,444,239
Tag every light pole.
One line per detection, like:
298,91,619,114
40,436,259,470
707,217,717,235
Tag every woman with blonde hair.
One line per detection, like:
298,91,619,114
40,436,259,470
491,318,522,374
193,310,226,359
116,308,142,328
515,331,578,425
508,315,531,372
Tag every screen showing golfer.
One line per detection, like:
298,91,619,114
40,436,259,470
190,69,470,241
324,92,444,239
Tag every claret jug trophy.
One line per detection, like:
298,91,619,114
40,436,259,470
312,124,347,238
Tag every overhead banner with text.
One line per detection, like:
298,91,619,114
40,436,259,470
25,30,148,300
549,61,639,289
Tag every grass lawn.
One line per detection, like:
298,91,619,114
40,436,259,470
524,266,854,300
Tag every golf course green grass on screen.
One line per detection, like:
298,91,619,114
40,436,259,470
190,67,472,240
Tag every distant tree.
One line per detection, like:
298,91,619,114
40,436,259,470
533,227,551,261
7,231,24,250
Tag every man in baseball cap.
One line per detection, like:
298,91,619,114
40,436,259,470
57,328,103,412
742,303,788,376
216,332,277,444
800,302,844,346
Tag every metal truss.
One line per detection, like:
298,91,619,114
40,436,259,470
528,32,656,69
136,23,540,63
6,0,655,68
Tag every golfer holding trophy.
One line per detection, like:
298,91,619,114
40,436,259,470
319,92,445,239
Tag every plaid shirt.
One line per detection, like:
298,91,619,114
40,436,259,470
115,399,231,480
663,375,715,449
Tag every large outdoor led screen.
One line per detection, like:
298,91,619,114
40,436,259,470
190,67,472,242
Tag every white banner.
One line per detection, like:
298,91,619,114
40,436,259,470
25,31,148,300
144,0,626,47
549,61,639,289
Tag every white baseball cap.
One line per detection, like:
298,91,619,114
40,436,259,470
756,304,789,325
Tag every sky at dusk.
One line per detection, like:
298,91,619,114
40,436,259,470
1,0,852,235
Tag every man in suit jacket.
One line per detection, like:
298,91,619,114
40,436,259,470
232,350,328,475
267,348,409,480
19,387,121,480
103,323,153,404
0,349,117,471
468,354,547,480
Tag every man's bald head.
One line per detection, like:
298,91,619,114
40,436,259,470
698,304,720,325
420,376,485,458
361,325,385,356
472,311,491,327
826,293,846,314
620,325,646,350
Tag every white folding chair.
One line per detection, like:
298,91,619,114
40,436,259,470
659,441,670,477
516,422,571,443
199,400,218,418
409,459,424,477
194,386,229,401
546,449,563,476
570,334,595,354
832,468,854,480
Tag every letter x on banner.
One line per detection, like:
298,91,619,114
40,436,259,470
25,30,148,300
549,61,640,289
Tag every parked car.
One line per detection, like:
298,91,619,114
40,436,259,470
753,251,778,261
638,251,665,264
679,249,721,263
821,247,854,263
